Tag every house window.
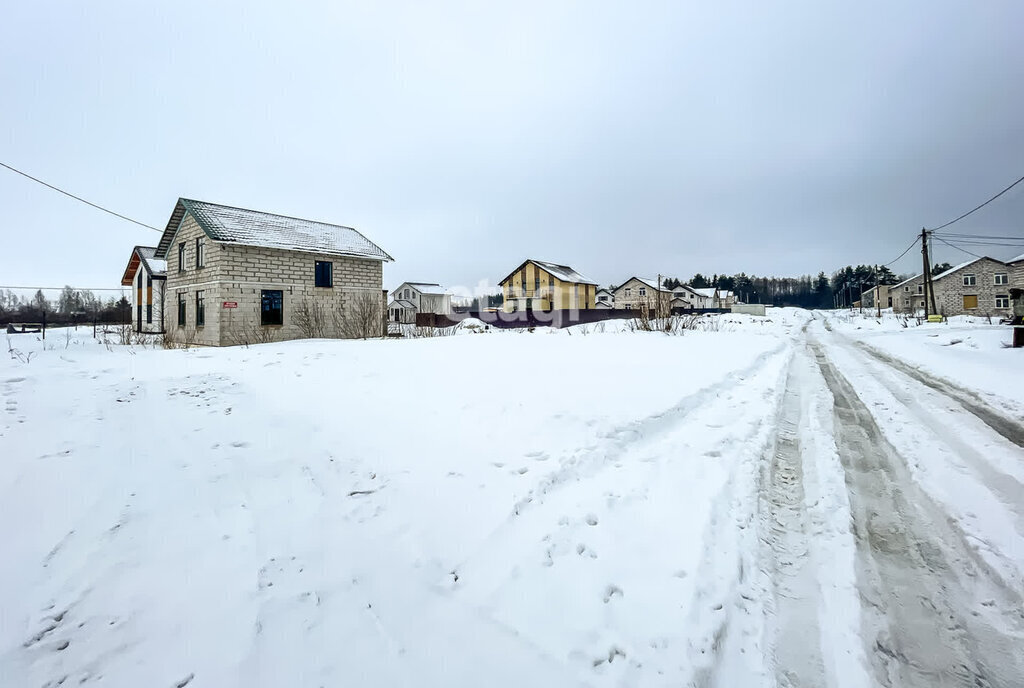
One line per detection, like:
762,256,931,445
195,290,205,327
994,273,1008,285
903,299,910,306
963,294,978,309
639,287,647,296
916,285,923,293
315,261,333,288
403,288,410,299
625,288,632,297
995,294,1009,309
177,293,186,326
904,286,909,292
146,305,152,324
178,243,186,272
196,238,206,268
963,274,976,286
261,290,283,326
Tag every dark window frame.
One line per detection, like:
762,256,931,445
315,260,333,288
261,289,284,326
178,243,186,272
146,304,152,324
195,290,205,327
177,292,186,326
196,237,206,268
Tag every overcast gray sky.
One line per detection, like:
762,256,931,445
2,0,1023,295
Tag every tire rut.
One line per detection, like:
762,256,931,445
811,338,1024,688
759,348,826,687
852,341,1024,449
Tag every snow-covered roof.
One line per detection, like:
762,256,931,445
136,246,167,275
120,245,167,285
692,288,718,298
500,260,598,286
614,276,672,293
1005,253,1024,264
932,257,987,281
155,198,393,262
389,300,416,309
890,273,922,289
406,282,449,295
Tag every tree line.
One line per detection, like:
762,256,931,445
0,286,131,325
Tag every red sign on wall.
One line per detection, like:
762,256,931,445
223,301,238,308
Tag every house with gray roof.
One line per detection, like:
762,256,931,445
891,256,1012,317
153,198,392,346
388,282,453,324
499,259,598,312
120,246,167,334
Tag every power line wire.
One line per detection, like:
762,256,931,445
882,235,921,267
927,173,1024,231
933,236,984,259
0,161,161,232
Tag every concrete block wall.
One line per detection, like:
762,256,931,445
162,211,385,346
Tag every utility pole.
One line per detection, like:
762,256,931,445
876,264,881,318
920,227,930,318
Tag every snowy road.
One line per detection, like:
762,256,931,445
2,312,1022,687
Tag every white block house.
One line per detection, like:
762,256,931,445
389,282,453,324
120,246,167,333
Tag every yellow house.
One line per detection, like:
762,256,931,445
499,259,598,312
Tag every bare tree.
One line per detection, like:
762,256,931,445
293,298,328,338
337,290,383,339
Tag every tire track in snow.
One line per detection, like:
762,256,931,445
833,335,1024,544
811,338,1024,688
758,348,826,688
851,339,1024,449
510,340,791,518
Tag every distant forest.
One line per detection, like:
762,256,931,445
0,287,130,325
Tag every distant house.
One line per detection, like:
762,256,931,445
613,277,671,313
691,287,735,309
860,284,892,310
594,288,615,309
671,284,708,310
154,198,392,346
891,256,1011,317
499,259,598,312
388,282,452,324
120,246,167,333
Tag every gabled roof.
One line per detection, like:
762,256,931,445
120,246,167,286
1008,253,1024,264
388,299,416,309
499,259,597,286
614,276,670,293
692,287,719,298
404,282,450,295
154,198,393,262
672,284,702,297
932,257,1000,281
890,273,922,289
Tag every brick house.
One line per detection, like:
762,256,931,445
1008,253,1024,318
154,198,393,346
891,257,1012,317
613,277,671,313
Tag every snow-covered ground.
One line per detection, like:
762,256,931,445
2,310,1022,687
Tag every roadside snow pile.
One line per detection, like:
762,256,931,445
1,316,804,687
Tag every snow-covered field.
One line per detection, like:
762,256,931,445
2,310,1022,687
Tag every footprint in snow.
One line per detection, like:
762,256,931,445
585,514,599,526
603,585,624,603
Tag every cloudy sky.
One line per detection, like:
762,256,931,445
2,0,1023,296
